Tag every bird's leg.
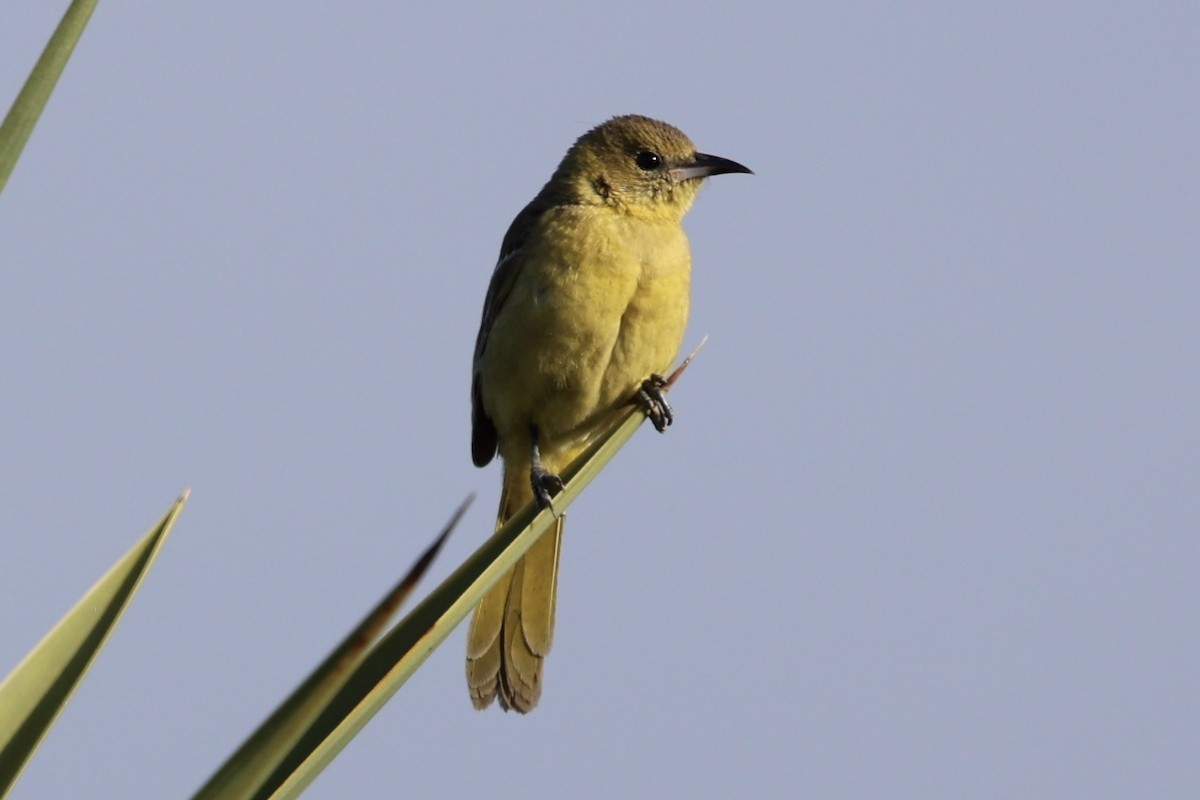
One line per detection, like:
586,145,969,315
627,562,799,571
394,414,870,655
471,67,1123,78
636,374,674,433
529,425,564,510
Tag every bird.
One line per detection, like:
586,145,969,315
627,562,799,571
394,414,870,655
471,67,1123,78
467,114,751,712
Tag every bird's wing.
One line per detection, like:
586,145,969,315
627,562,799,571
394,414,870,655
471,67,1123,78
470,195,552,467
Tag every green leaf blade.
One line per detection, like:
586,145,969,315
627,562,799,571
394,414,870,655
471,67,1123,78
266,406,652,799
0,491,188,798
0,0,98,194
191,497,470,800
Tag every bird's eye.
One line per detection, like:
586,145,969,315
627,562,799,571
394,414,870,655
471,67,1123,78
635,150,663,171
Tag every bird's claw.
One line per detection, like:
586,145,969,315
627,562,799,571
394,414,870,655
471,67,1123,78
637,374,674,433
530,465,565,511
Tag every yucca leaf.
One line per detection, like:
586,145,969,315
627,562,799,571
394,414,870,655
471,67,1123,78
0,490,189,798
260,342,704,799
190,497,471,800
0,0,98,195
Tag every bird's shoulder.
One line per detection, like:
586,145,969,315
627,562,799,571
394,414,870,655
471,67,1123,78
497,185,572,262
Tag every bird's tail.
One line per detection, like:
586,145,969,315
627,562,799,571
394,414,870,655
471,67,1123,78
466,464,563,712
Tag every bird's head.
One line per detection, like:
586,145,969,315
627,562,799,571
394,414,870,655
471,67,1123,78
552,114,752,221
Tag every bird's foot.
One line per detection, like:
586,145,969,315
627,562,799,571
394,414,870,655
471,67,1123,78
637,374,674,432
530,465,564,511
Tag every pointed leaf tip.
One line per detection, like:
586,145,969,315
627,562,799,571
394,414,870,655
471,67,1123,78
664,335,709,389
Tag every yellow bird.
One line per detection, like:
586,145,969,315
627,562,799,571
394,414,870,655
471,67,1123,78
467,114,751,711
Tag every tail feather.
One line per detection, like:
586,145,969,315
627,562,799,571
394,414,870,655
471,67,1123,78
466,469,563,712
465,565,510,708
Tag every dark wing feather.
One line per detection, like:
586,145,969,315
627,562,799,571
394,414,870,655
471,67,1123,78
471,195,553,467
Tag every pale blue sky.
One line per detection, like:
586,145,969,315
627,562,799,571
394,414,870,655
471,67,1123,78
2,3,1197,798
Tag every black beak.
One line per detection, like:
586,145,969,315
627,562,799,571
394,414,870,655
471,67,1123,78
669,152,754,182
